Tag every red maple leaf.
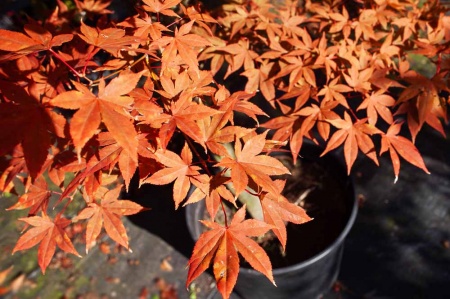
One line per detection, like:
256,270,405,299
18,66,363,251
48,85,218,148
0,82,65,178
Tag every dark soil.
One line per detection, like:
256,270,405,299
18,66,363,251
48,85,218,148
267,154,350,268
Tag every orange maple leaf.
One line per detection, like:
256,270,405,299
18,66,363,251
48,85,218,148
155,20,211,75
261,180,312,249
322,113,380,174
74,185,146,252
74,0,113,14
0,24,73,61
357,89,395,125
96,132,156,192
222,39,258,78
380,121,430,182
142,0,181,17
216,132,290,198
0,82,65,178
144,143,201,208
154,90,222,150
184,173,236,220
342,64,373,94
78,22,142,56
197,110,253,157
13,214,80,273
118,12,170,41
50,70,143,160
241,62,276,102
187,206,274,299
7,176,51,216
317,77,353,108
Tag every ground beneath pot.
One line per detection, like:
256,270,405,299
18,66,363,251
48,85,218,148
321,125,450,299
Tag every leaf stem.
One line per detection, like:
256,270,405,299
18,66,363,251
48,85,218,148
167,16,185,29
220,199,229,228
348,107,359,121
82,49,97,77
48,48,92,84
183,133,229,226
89,54,148,86
184,133,212,176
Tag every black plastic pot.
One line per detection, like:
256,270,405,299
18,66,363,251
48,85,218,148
186,143,357,299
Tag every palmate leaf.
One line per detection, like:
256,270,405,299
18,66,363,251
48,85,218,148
74,185,147,252
50,71,142,159
241,61,276,102
74,0,113,14
0,145,28,193
217,91,268,125
396,74,447,142
317,77,353,108
58,140,121,202
78,22,142,56
7,176,51,216
187,206,274,299
142,0,181,17
96,132,155,192
342,64,373,94
155,20,211,75
222,39,257,78
153,92,222,150
13,215,80,273
184,173,236,219
322,113,380,174
216,132,290,198
118,12,170,41
144,143,202,208
260,180,312,249
197,107,253,157
0,24,73,61
380,121,430,182
358,89,395,125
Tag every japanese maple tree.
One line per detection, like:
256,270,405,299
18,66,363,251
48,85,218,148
0,0,449,298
